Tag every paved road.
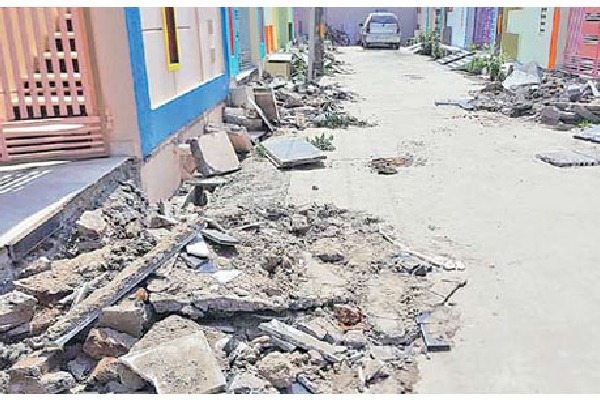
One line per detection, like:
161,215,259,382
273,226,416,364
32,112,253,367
286,47,600,393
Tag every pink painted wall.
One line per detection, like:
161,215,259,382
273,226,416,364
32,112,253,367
89,8,142,158
324,7,418,45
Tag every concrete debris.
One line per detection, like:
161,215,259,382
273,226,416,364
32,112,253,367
121,316,226,394
44,224,197,346
189,131,241,177
342,329,368,349
185,239,209,258
76,209,107,248
261,136,327,168
465,65,600,127
363,358,389,383
502,61,542,89
370,155,426,174
83,327,137,359
257,351,295,389
0,291,37,333
67,356,95,381
201,228,239,245
96,301,153,338
574,125,600,143
259,319,346,362
417,311,451,352
536,150,600,167
229,372,275,394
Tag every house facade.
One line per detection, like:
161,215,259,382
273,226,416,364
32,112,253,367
417,7,593,73
0,7,299,202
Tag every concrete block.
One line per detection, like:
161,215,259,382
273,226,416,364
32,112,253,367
83,328,137,359
97,302,153,338
0,291,37,333
189,132,240,177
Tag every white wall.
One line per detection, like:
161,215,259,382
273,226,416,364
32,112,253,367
139,7,224,109
446,8,467,48
506,7,554,67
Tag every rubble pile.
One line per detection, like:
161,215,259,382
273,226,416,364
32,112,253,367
467,65,600,129
0,156,465,394
220,46,372,146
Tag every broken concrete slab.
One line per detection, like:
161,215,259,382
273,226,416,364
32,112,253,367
503,61,542,89
121,316,225,394
369,314,409,345
434,98,474,111
540,105,561,125
574,125,600,143
185,239,210,258
83,327,137,359
254,88,280,122
44,225,198,346
343,329,368,349
417,311,451,352
227,130,253,153
536,150,600,167
261,137,326,168
201,228,239,245
76,209,107,241
257,351,294,389
67,356,96,381
229,372,274,394
14,246,112,306
189,132,240,177
259,319,346,362
248,97,275,132
96,302,153,338
572,104,600,123
34,371,76,394
0,291,37,333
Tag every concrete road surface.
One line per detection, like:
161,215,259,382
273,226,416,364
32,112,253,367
285,47,600,393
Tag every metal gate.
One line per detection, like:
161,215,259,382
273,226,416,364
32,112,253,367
0,7,107,163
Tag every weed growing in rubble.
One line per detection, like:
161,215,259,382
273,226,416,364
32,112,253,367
254,144,267,158
310,133,336,151
577,119,593,129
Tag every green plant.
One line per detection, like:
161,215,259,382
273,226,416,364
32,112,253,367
310,133,335,151
255,144,267,158
577,119,592,128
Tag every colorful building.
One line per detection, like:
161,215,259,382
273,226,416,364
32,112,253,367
562,7,600,76
501,7,569,69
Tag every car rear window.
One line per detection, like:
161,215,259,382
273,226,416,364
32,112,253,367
370,15,397,25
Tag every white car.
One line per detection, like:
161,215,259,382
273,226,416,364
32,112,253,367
360,12,401,49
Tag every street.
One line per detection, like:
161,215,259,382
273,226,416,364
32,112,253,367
286,47,600,393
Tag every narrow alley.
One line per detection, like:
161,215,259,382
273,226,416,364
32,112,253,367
287,47,600,393
2,6,600,395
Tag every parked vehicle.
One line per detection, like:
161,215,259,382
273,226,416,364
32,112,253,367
360,12,401,49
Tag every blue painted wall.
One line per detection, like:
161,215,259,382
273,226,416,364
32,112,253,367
124,8,230,157
224,7,240,78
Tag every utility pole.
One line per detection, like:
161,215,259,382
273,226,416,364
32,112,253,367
307,7,325,82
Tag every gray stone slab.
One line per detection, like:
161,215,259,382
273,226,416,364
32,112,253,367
416,312,450,352
574,125,600,143
434,99,474,111
259,319,346,362
536,150,600,167
0,157,128,248
261,137,326,168
121,316,225,394
201,228,239,245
